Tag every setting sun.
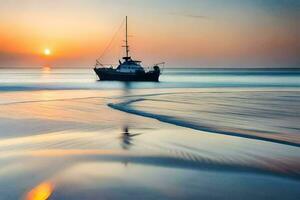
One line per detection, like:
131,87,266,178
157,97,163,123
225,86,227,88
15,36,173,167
44,48,51,56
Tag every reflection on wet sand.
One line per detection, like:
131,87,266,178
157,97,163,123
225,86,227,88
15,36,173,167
22,161,300,200
0,88,300,199
120,126,142,150
121,126,132,150
25,181,54,200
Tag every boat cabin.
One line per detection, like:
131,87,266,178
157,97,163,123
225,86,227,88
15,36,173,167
116,57,145,73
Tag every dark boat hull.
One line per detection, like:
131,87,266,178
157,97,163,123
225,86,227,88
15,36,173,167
94,68,160,82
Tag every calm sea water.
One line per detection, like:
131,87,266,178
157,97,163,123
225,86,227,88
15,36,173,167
0,68,299,90
0,68,300,199
1,68,300,154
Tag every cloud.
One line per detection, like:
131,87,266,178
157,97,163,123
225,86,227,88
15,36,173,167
168,12,209,20
183,14,208,19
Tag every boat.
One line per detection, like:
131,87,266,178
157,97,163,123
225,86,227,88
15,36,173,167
94,16,163,82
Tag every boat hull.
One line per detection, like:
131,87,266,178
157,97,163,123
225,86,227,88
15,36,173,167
94,68,160,82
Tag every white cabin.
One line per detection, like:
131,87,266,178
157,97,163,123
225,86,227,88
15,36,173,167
116,59,145,73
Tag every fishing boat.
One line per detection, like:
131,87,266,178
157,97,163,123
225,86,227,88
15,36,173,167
94,16,163,82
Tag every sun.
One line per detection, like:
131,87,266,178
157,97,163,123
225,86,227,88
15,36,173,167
44,48,51,56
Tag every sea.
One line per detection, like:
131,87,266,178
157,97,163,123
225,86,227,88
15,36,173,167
0,68,299,200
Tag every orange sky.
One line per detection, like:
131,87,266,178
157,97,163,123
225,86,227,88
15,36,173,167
0,0,299,68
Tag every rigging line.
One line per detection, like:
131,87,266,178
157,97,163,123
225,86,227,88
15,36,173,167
97,18,126,61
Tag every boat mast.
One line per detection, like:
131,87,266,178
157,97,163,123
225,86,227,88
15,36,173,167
125,16,129,59
122,16,130,61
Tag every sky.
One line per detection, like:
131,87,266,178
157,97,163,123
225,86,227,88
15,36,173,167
0,0,299,68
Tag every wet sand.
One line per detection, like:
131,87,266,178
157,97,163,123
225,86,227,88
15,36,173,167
0,89,300,200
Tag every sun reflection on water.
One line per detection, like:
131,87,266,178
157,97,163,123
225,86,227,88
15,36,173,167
42,66,51,73
25,182,54,200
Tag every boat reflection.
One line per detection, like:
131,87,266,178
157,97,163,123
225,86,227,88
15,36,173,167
25,181,54,200
121,126,132,150
120,126,141,150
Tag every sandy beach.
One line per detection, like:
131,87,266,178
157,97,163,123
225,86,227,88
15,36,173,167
0,82,300,199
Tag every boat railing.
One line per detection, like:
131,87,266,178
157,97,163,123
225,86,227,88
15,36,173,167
147,62,165,73
94,61,117,69
95,60,165,73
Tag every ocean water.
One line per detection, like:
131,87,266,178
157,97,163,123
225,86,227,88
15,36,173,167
0,68,300,200
0,68,299,90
